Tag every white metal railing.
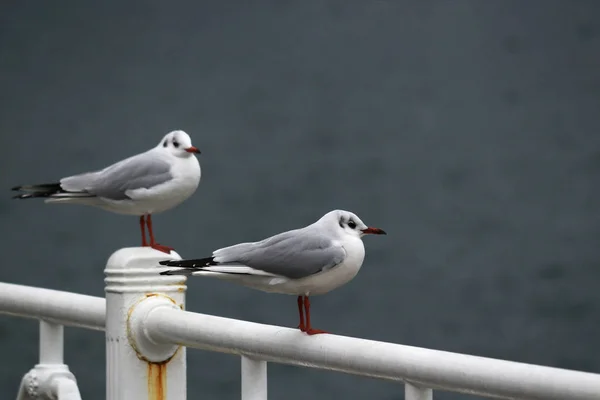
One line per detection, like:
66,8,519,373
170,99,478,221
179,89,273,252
0,247,599,400
0,283,104,400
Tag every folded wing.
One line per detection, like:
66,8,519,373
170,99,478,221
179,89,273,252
160,230,347,280
61,153,172,201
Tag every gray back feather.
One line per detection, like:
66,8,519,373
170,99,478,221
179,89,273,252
61,153,172,200
213,228,347,279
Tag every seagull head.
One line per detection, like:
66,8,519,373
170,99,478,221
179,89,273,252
158,130,201,158
320,209,386,239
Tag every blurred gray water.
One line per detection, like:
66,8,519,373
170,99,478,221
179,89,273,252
1,1,599,399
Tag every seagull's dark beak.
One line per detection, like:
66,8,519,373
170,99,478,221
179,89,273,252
185,146,201,154
361,227,386,235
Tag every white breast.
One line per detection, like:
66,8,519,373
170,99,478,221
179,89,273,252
146,155,201,214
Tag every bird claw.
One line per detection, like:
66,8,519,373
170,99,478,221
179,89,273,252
304,328,328,335
297,324,328,335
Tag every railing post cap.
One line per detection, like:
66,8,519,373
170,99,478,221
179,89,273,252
104,247,186,293
106,247,182,270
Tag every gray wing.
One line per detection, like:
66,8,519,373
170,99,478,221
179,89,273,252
213,229,347,279
60,152,172,200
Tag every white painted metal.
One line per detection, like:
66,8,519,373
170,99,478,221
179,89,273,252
127,295,182,362
2,248,600,400
0,282,104,330
104,247,187,400
39,321,63,364
241,356,268,400
52,376,82,399
405,383,432,400
143,306,600,400
17,364,82,400
16,320,81,400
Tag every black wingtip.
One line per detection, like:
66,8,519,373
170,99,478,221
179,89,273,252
159,270,177,275
159,257,216,268
159,260,179,266
10,183,65,199
159,268,196,276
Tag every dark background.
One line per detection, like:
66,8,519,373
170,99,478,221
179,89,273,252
1,1,599,399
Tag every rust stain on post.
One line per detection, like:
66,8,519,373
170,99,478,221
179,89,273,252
148,362,166,400
125,292,183,400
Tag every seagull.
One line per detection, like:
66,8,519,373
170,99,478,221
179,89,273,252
11,130,201,254
159,209,386,334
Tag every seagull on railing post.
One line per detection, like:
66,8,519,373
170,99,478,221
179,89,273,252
11,130,201,254
159,209,386,335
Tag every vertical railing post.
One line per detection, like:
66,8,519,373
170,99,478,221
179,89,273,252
39,321,63,364
104,247,187,400
16,320,81,400
405,383,432,400
241,356,267,400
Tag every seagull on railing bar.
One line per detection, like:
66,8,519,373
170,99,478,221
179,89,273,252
159,209,386,335
11,130,201,254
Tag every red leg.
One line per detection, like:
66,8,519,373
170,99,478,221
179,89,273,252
303,296,328,335
139,216,148,247
146,215,174,254
297,296,306,332
146,214,156,245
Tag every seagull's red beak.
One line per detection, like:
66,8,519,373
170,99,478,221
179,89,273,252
185,146,201,154
361,227,386,235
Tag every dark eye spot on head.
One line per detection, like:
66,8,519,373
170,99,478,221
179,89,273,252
348,220,357,229
163,140,168,147
339,218,344,229
173,140,180,148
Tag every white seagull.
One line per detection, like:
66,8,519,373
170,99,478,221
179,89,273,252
12,130,201,254
160,209,386,334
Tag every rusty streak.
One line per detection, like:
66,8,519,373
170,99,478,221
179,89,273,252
148,362,166,400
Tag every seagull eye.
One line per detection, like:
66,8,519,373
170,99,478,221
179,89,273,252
173,140,180,148
348,220,357,229
163,140,168,147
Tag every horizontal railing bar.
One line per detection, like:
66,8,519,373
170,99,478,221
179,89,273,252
0,283,105,330
3,280,600,400
145,307,600,400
